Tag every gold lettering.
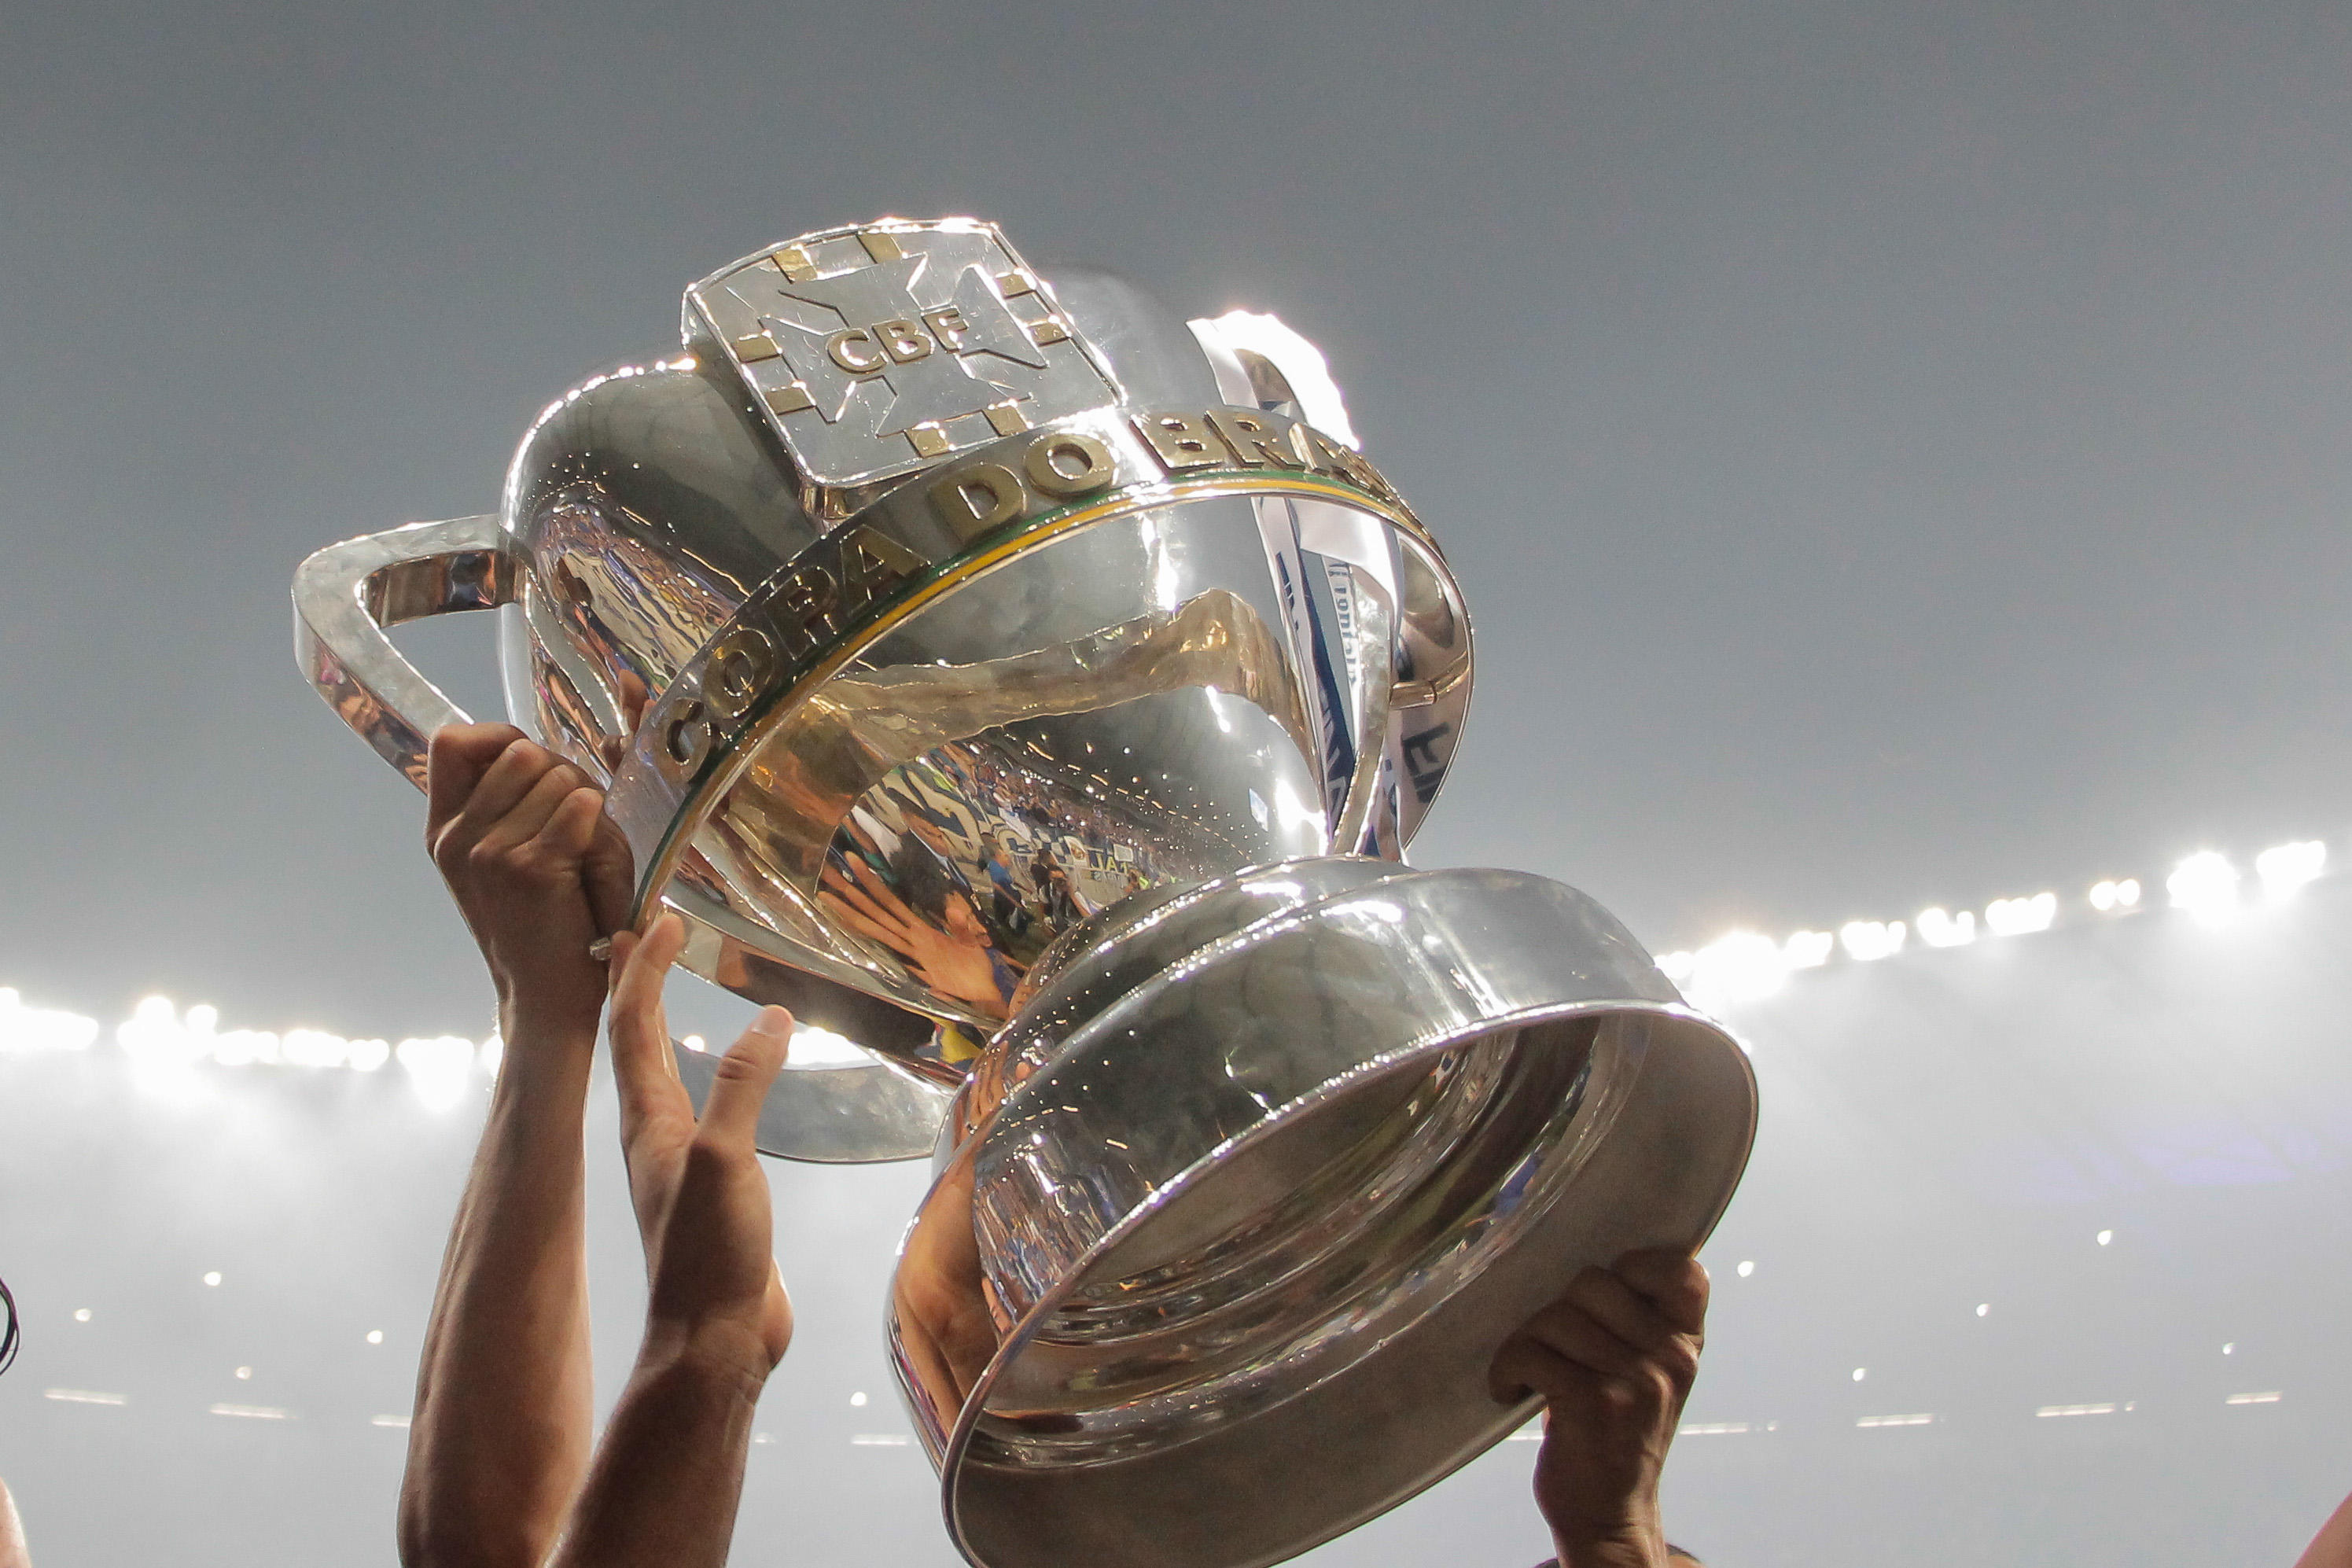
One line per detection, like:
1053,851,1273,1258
825,329,885,374
929,463,1028,541
922,307,970,348
1209,410,1306,469
773,565,840,652
837,524,929,610
1287,424,1326,472
874,318,933,364
705,626,779,721
1302,429,1395,501
1021,432,1117,497
664,701,710,768
1131,411,1233,471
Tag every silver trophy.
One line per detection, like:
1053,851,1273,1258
293,218,1756,1568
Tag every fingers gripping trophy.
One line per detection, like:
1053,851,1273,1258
293,218,1758,1568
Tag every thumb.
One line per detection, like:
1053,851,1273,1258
698,1007,791,1148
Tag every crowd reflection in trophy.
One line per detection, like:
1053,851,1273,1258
823,738,1196,1030
277,219,1769,1568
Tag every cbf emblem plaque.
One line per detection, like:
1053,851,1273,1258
686,219,1120,519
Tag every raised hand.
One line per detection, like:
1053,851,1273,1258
403,723,629,1568
425,723,633,1036
819,852,1010,1019
1490,1249,1709,1568
605,913,793,1378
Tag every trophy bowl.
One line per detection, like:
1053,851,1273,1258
293,217,1757,1568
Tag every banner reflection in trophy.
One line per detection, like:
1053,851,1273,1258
294,218,1756,1568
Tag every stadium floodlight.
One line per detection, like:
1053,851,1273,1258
1654,951,1696,984
2254,840,2326,901
1839,920,1906,961
0,988,98,1054
396,1036,480,1111
1984,893,2057,937
1916,907,1977,948
1783,930,1835,970
2089,878,2143,912
2167,852,2240,921
117,996,211,1072
1686,930,1791,1008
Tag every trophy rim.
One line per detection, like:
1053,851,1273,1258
888,863,1759,1568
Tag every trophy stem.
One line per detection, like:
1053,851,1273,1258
891,857,1757,1568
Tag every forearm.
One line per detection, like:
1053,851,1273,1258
547,1336,768,1568
2297,1492,2352,1568
401,1017,598,1568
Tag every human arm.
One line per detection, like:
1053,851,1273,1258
2296,1492,2352,1568
1489,1250,1709,1568
0,1476,30,1568
399,724,635,1568
547,913,793,1568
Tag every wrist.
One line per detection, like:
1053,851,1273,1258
493,995,604,1064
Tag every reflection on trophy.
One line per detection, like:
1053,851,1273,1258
293,218,1758,1568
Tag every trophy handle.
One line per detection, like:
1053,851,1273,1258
293,516,954,1164
293,515,516,791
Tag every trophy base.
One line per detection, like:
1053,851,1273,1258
889,858,1756,1568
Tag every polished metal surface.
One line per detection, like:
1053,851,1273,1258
892,862,1754,1568
687,219,1122,522
291,215,1759,1568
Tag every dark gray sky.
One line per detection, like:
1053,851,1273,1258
4,0,2350,1035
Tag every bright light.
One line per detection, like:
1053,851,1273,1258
1983,893,2056,937
202,1272,222,1287
1202,311,1358,445
682,1034,707,1054
2096,1229,2114,1246
366,1331,384,1345
1975,1303,1989,1317
1736,1261,1755,1278
1851,1367,1867,1382
2168,852,2240,920
119,996,209,1073
1685,930,1791,1008
1839,920,1905,962
1654,951,1695,984
397,1036,479,1112
0,988,98,1053
73,1309,90,1323
1783,930,1834,970
790,1024,869,1067
2255,840,2326,900
849,1391,869,1408
2089,878,2143,912
108,996,428,1080
234,1366,252,1380
1916,907,1977,948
